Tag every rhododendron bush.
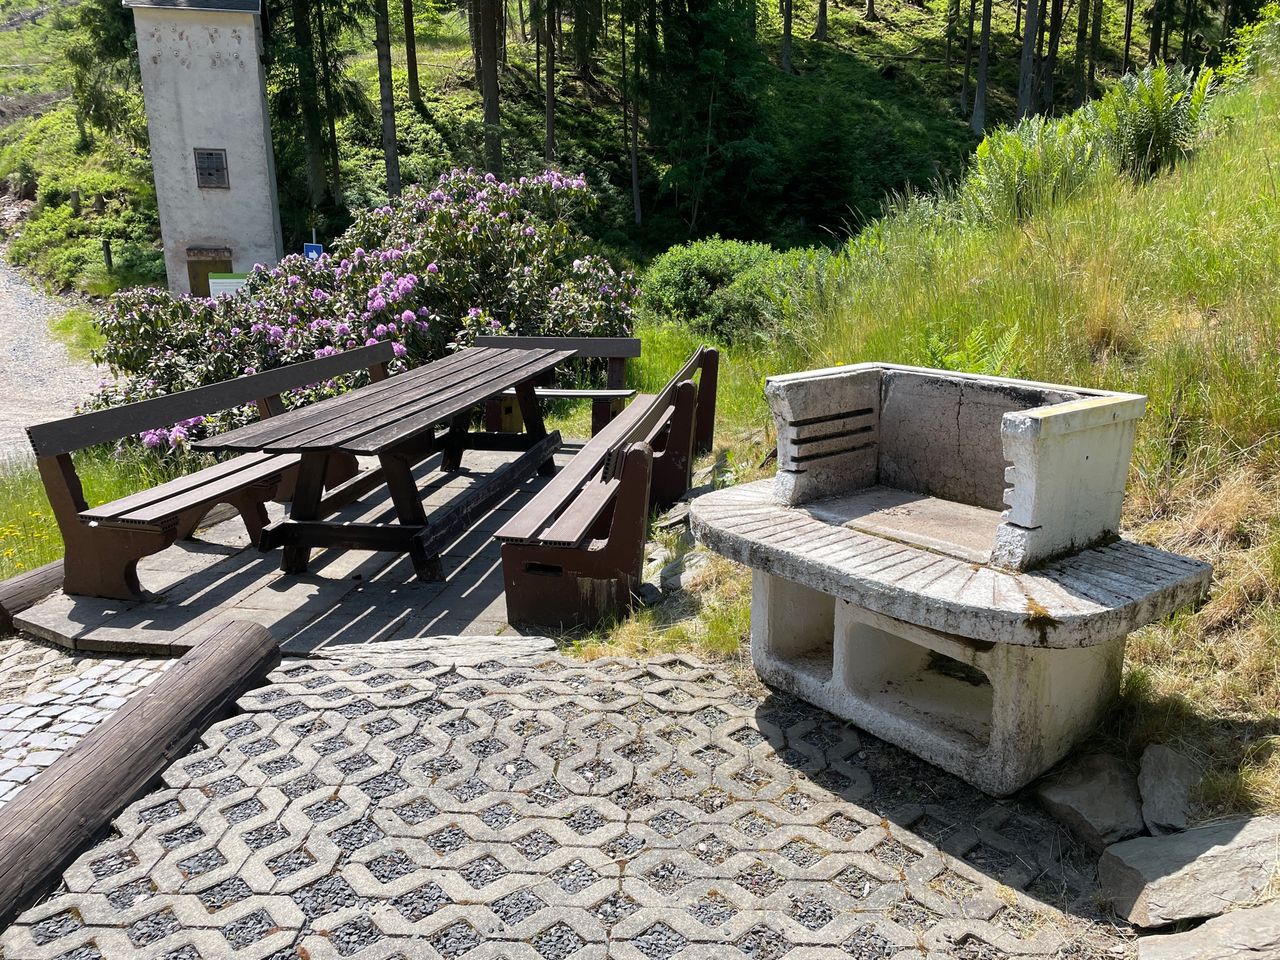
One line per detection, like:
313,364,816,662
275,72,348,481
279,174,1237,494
89,169,636,449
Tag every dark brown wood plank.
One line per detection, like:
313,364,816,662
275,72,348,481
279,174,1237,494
603,347,708,481
414,432,563,559
96,456,299,527
260,520,420,552
0,621,279,929
77,453,285,523
475,335,640,358
224,348,529,454
494,394,658,544
499,388,636,400
195,347,498,453
281,453,329,574
0,561,63,634
342,349,573,455
29,342,395,458
539,476,621,548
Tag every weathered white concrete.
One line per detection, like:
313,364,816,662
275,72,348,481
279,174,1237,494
128,0,283,294
696,362,1208,797
764,362,1147,572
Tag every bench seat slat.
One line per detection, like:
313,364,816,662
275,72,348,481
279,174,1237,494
499,388,636,400
495,394,659,544
539,477,621,548
80,453,297,527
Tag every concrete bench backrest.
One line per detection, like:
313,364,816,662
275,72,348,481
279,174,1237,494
766,362,1147,570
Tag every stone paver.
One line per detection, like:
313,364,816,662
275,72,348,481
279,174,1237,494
2,641,1125,958
0,635,170,806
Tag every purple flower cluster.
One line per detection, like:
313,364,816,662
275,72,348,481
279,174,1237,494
89,169,636,450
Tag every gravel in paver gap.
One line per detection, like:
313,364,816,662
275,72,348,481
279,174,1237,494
689,892,737,927
183,757,225,778
390,881,451,922
159,824,205,850
327,914,383,957
106,878,156,911
514,829,560,860
238,737,279,758
649,810,692,838
735,923,792,960
631,922,688,960
491,889,546,925
393,797,438,824
314,736,350,756
127,907,181,948
222,720,259,740
603,833,645,859
51,944,104,960
259,755,302,776
158,946,200,960
841,925,894,958
420,755,463,777
203,776,247,799
267,849,316,878
593,891,639,926
891,896,938,931
139,800,184,825
532,921,585,960
367,851,417,882
735,860,785,897
270,701,308,720
244,822,290,850
460,854,509,888
362,716,399,736
291,875,364,922
177,848,227,878
305,797,348,822
645,860,694,894
565,807,606,835
334,753,375,775
427,825,471,853
223,798,266,824
449,776,491,802
197,877,254,912
360,771,409,800
430,920,483,958
552,859,600,894
222,908,276,949
480,802,519,828
788,893,834,930
31,910,82,945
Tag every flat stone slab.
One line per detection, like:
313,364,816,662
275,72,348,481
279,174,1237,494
1035,754,1145,853
691,480,1212,648
1,643,1125,958
1136,901,1280,959
14,449,578,656
1101,816,1280,927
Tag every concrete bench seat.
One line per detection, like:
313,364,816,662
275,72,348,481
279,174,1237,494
690,363,1211,796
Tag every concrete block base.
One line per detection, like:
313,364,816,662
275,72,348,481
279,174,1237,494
750,570,1127,796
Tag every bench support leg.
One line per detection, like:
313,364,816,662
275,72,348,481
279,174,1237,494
650,380,698,510
380,449,441,581
61,527,177,603
281,453,329,574
514,380,556,477
502,443,652,629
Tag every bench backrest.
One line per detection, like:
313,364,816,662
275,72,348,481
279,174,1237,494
474,335,641,359
496,345,717,546
27,342,395,458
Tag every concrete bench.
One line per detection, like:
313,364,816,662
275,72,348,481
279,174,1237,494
691,363,1211,795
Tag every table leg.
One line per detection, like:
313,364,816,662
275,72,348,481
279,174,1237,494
282,452,329,574
440,413,470,473
515,380,557,477
380,450,442,581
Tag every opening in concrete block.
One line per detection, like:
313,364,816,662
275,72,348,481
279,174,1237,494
764,577,837,685
838,613,994,751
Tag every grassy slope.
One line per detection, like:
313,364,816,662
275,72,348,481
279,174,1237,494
611,71,1280,817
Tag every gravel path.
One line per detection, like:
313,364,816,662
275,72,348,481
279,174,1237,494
0,260,103,460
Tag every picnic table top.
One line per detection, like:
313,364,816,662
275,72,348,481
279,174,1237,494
690,479,1212,649
194,346,573,457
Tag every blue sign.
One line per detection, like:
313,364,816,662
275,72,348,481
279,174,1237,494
303,242,324,261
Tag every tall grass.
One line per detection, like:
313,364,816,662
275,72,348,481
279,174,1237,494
621,61,1280,816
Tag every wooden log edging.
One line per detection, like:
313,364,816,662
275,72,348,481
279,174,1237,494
0,560,63,634
0,620,279,928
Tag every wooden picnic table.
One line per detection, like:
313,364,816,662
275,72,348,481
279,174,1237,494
194,345,574,580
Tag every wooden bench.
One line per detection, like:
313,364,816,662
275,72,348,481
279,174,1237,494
26,343,394,602
476,335,642,436
496,345,718,628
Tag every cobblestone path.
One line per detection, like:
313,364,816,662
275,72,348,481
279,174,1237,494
0,637,169,806
2,642,1121,959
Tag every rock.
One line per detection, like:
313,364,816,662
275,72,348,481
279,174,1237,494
1136,901,1280,959
660,552,712,593
654,503,690,529
1100,816,1280,927
635,583,664,607
1034,754,1145,853
1138,744,1199,835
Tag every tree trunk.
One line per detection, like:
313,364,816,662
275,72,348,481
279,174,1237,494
971,0,993,132
1181,0,1193,62
946,0,960,65
480,0,503,174
291,0,328,207
781,0,794,71
961,0,977,112
469,0,482,84
1041,0,1064,111
1017,0,1041,117
518,0,527,40
544,1,556,161
1016,0,1023,42
315,0,342,196
866,0,878,21
1073,0,1090,104
624,13,642,225
1121,0,1134,71
814,0,828,38
1088,0,1103,83
1149,0,1162,61
373,0,402,196
404,0,422,104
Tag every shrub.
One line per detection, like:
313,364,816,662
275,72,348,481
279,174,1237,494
1092,65,1216,178
640,237,775,329
89,168,637,448
702,247,831,344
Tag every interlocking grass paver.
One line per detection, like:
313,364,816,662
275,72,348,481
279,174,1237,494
2,646,1126,959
